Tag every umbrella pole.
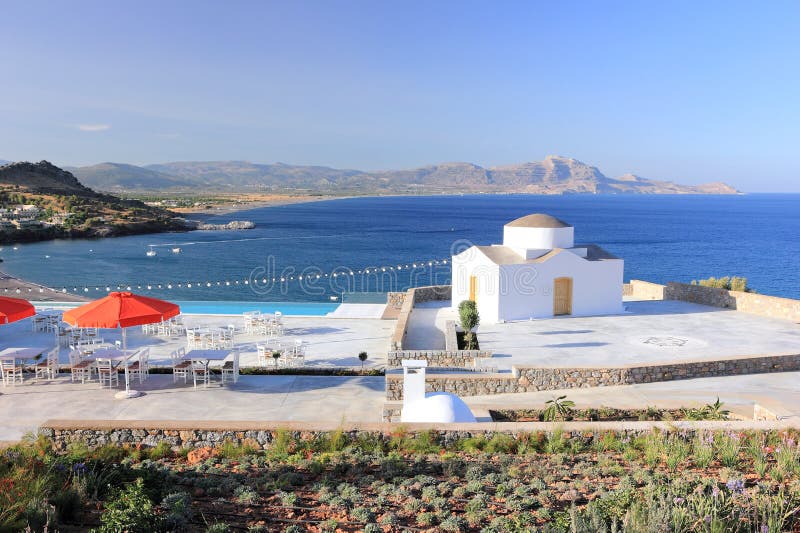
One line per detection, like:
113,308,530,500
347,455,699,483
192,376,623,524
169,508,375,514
115,327,142,399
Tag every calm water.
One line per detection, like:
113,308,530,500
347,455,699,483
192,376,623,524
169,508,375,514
3,194,799,301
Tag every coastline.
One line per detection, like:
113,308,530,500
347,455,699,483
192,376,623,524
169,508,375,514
172,193,346,219
0,270,89,303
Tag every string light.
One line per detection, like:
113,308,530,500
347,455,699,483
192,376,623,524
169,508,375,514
33,258,450,294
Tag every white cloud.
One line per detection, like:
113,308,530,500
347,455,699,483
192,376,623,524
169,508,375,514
76,124,111,132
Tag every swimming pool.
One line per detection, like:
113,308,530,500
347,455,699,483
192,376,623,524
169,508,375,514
33,300,341,316
173,301,340,316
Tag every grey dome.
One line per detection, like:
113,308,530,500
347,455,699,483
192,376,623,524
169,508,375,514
505,213,571,229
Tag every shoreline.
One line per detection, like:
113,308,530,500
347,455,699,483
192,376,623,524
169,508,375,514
0,270,90,303
172,194,347,219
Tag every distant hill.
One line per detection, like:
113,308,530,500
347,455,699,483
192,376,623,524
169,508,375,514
66,162,196,190
0,160,96,196
69,155,739,195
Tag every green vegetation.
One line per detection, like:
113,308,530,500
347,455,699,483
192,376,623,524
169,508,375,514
458,299,480,350
4,428,800,531
358,351,369,373
542,395,576,422
692,276,751,292
494,398,731,422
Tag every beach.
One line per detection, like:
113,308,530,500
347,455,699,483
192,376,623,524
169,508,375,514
0,270,88,302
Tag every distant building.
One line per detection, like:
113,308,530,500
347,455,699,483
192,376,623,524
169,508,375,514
451,214,624,323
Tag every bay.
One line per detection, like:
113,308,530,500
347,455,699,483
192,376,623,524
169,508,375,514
3,194,799,302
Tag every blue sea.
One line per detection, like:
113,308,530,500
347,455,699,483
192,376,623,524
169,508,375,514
3,194,799,302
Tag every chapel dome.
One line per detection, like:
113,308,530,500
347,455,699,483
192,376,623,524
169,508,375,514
505,213,571,229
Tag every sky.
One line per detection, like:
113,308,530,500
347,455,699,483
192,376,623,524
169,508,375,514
1,1,799,192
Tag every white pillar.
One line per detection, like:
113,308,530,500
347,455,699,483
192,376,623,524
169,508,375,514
401,359,427,410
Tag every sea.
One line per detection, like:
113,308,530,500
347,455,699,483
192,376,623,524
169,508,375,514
2,194,799,303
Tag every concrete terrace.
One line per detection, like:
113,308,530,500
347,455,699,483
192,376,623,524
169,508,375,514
404,299,800,370
0,374,385,442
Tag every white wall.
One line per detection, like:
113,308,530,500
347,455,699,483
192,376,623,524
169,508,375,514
497,253,624,321
503,226,574,251
451,248,501,324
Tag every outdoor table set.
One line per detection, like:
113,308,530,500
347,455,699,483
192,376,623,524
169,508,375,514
256,338,305,368
0,346,58,386
142,316,185,337
186,326,235,350
243,311,284,337
32,311,62,333
181,348,240,388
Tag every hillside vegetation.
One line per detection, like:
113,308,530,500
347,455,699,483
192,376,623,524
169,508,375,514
0,161,186,243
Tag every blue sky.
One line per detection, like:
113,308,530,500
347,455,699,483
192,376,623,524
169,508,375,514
1,1,798,191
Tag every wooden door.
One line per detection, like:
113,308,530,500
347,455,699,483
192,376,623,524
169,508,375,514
469,275,477,302
553,277,572,315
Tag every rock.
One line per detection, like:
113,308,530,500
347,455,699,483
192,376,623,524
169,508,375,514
187,447,218,465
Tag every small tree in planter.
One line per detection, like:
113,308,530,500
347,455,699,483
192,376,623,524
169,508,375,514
272,350,282,369
458,300,480,350
358,351,368,373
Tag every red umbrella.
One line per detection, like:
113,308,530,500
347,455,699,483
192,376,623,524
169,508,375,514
63,292,180,398
62,291,180,329
0,295,36,325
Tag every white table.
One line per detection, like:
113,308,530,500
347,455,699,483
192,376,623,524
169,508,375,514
0,346,50,361
0,347,51,380
87,348,138,394
184,349,232,364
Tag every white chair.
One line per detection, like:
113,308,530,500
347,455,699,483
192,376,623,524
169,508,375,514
34,348,59,380
221,350,240,384
256,345,269,367
127,349,149,384
0,358,23,386
191,362,210,388
96,358,119,388
170,349,191,383
186,329,200,349
68,349,93,383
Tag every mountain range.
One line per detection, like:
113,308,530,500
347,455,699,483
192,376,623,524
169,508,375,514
10,155,739,195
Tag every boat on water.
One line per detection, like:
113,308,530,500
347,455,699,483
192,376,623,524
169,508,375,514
171,247,182,254
146,247,157,257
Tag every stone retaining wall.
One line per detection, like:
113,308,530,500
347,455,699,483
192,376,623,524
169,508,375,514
385,352,800,399
665,282,800,322
387,350,493,368
38,419,798,451
389,285,452,351
627,279,667,300
386,291,406,310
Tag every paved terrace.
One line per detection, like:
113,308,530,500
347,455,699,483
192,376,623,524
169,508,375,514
406,299,800,370
0,308,395,369
0,374,386,442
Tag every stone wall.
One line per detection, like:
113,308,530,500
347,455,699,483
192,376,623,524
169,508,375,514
386,350,493,368
385,352,800,399
627,279,667,300
389,285,453,351
665,282,800,322
386,291,406,310
622,283,633,296
39,419,796,451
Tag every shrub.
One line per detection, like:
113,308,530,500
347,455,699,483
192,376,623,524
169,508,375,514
458,300,480,349
160,492,192,531
95,478,161,533
543,396,575,422
148,441,173,461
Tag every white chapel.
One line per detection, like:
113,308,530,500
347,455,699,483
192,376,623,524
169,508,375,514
451,214,624,324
